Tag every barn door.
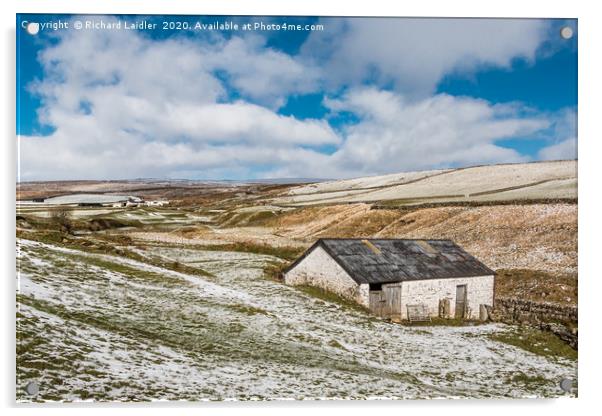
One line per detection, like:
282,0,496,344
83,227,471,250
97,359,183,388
383,285,402,321
455,285,467,319
369,291,385,317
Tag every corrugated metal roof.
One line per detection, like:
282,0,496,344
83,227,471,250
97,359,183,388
288,238,494,284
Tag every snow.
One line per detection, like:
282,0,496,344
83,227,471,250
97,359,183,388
16,238,577,402
276,161,577,206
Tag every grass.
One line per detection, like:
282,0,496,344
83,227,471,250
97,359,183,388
509,372,550,385
227,304,270,316
401,318,488,327
295,285,370,314
16,213,143,234
313,210,400,238
505,372,554,392
200,242,305,261
213,208,279,227
17,242,386,379
327,339,346,350
495,268,577,305
488,326,577,361
84,217,144,231
262,261,287,281
18,292,419,394
17,293,219,357
59,251,193,288
17,231,213,278
245,210,279,226
16,197,578,400
17,229,65,244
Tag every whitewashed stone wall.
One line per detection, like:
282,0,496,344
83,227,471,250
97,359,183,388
400,275,494,319
358,283,369,307
283,246,369,307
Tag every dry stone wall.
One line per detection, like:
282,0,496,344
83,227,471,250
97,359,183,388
489,297,578,349
491,297,577,324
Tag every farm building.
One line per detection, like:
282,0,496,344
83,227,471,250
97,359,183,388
22,194,145,207
145,200,169,207
283,238,495,321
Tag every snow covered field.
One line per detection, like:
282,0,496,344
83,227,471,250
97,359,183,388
16,238,576,402
276,161,577,206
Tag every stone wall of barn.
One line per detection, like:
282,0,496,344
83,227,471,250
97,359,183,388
400,275,494,320
283,246,369,307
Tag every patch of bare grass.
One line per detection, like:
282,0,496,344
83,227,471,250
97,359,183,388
200,242,304,261
489,326,577,361
495,269,577,305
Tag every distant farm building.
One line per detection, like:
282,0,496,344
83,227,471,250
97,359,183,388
24,194,146,207
145,200,169,207
283,239,495,321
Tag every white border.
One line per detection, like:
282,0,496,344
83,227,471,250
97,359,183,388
3,1,600,415
4,0,585,18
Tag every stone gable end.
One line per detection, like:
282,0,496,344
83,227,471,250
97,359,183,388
283,245,369,307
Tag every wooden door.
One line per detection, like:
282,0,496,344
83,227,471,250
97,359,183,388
455,284,467,319
383,285,402,320
369,291,385,317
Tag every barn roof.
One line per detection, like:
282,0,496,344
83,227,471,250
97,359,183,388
286,238,495,285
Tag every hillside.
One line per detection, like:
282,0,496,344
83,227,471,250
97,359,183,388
16,160,578,401
17,235,576,401
264,202,577,304
272,160,577,206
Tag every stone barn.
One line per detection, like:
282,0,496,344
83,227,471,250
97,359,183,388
283,238,495,321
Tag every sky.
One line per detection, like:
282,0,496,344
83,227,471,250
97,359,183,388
16,15,577,181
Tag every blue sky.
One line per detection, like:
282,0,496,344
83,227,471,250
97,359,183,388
16,15,577,180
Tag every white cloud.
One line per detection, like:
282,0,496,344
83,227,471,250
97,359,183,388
19,17,565,181
534,108,577,161
159,101,338,145
19,20,336,180
267,89,550,178
210,35,320,108
302,18,548,97
538,138,577,160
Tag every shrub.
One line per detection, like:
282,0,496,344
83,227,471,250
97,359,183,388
50,207,73,234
